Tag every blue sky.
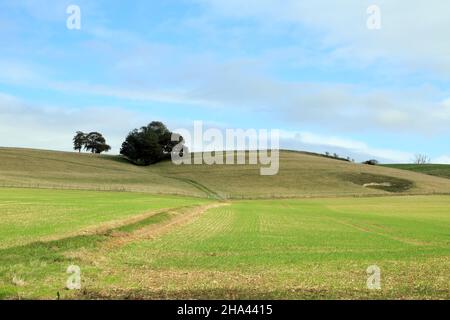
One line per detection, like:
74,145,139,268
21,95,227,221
0,0,449,163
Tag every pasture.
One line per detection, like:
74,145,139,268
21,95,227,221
1,148,449,299
1,187,449,299
383,164,450,180
2,148,450,199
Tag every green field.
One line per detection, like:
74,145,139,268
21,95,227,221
1,148,450,299
0,188,210,249
1,190,449,299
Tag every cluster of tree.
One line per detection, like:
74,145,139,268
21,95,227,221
120,121,185,165
73,131,111,154
72,122,185,164
324,152,354,163
362,154,431,166
414,154,430,165
363,159,379,165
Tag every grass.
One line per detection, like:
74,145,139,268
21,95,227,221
1,188,449,299
0,188,210,249
0,188,215,299
1,148,450,299
383,164,450,180
0,148,204,197
2,148,450,199
341,173,414,192
98,196,450,299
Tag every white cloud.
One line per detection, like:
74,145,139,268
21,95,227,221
198,0,450,74
182,64,450,134
280,130,413,163
48,81,215,107
1,2,449,157
2,58,450,136
0,61,43,84
433,155,450,165
0,92,443,164
0,92,142,153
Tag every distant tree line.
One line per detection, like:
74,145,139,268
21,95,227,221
77,124,432,167
323,151,354,163
324,151,378,165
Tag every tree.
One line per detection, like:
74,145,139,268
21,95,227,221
363,159,379,165
413,154,430,165
84,132,111,154
120,121,184,165
73,131,87,153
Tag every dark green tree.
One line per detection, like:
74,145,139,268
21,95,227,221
363,159,379,165
73,131,86,153
120,121,184,165
84,132,111,154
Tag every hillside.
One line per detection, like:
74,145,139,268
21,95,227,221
382,164,450,180
1,147,450,199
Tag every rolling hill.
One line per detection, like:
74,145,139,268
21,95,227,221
382,163,450,180
1,147,450,299
1,147,450,199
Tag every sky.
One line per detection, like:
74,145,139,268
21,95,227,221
0,0,449,163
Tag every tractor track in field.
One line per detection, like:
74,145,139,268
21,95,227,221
164,176,223,200
101,202,229,248
2,202,228,258
58,202,229,264
324,216,432,246
0,202,229,280
35,207,181,244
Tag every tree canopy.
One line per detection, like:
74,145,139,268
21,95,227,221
73,131,86,153
120,121,184,165
72,131,111,154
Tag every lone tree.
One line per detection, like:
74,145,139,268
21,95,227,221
120,121,184,165
73,131,87,153
414,154,430,165
363,159,379,165
84,132,111,154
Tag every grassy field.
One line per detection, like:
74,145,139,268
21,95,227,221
383,164,450,180
0,188,210,249
0,188,449,299
98,196,449,299
2,148,450,199
1,148,449,299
